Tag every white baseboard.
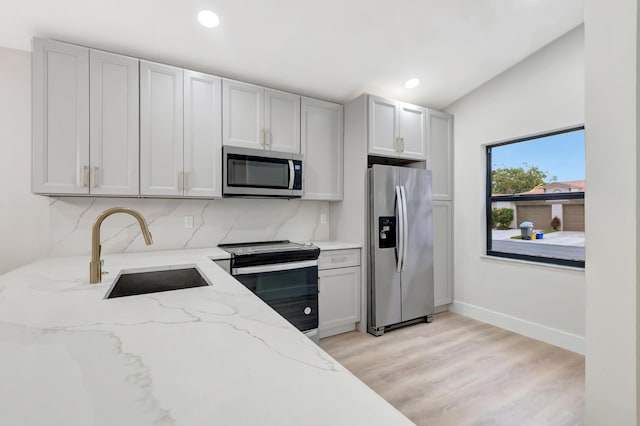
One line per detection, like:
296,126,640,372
449,301,585,354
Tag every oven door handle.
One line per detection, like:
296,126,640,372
233,260,318,275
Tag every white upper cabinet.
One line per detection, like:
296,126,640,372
398,102,427,159
183,70,222,198
427,109,454,200
265,89,301,153
32,38,90,194
140,61,184,196
368,95,399,158
368,95,427,160
223,79,300,153
89,50,139,195
222,80,263,150
301,97,343,200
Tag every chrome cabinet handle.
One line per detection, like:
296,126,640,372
185,171,191,191
266,129,271,148
259,128,264,147
178,171,184,192
90,166,97,188
80,165,88,187
401,137,405,152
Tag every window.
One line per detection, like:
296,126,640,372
486,126,585,268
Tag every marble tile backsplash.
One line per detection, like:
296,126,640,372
50,197,330,257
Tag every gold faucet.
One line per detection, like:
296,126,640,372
90,207,153,284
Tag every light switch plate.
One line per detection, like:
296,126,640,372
184,216,194,228
320,213,328,224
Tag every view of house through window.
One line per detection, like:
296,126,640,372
486,127,585,267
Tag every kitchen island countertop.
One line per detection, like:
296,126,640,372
0,247,412,426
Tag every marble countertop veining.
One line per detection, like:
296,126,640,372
0,247,412,426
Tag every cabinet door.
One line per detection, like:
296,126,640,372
319,266,361,335
301,97,343,200
89,50,139,195
399,102,427,160
427,110,454,200
368,95,399,158
265,89,300,153
184,70,222,198
433,201,453,307
140,61,184,196
222,80,264,149
32,38,89,194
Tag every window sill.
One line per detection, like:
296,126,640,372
480,254,585,272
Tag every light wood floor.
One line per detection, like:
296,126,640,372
320,312,584,426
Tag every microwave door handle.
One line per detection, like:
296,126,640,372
288,160,295,189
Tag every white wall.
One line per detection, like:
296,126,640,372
0,46,329,273
446,25,586,353
584,0,638,423
0,47,49,273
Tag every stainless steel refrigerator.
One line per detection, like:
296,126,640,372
368,164,434,336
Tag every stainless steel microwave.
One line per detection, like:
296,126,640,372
223,146,303,198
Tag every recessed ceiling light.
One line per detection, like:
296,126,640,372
198,10,220,28
404,78,420,89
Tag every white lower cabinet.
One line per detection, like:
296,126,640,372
318,248,361,338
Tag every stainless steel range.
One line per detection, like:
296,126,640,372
218,240,320,342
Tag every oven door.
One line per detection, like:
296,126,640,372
232,260,318,332
223,147,302,197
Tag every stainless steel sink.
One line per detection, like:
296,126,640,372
106,266,210,299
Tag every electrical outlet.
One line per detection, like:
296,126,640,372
184,216,194,228
320,213,328,224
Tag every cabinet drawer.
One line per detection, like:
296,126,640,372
318,249,360,270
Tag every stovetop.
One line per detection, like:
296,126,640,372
218,240,320,267
218,240,316,256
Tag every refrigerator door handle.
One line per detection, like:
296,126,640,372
400,186,409,272
395,185,404,273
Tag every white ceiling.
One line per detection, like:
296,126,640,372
1,0,583,109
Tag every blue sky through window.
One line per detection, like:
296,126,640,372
491,129,585,182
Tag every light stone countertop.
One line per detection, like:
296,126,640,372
0,247,411,426
310,240,363,251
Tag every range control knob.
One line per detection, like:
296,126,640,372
304,307,312,315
